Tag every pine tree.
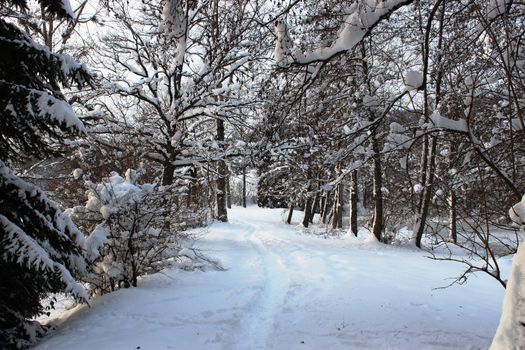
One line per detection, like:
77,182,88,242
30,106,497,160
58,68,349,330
0,0,92,347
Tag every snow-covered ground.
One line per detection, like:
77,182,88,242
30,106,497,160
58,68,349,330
34,206,505,350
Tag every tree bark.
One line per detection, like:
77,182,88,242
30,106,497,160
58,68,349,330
372,136,383,242
412,0,445,247
413,136,436,247
187,167,196,207
349,169,358,236
226,172,232,209
337,183,343,228
363,183,369,213
302,197,313,228
216,116,228,221
310,191,319,224
161,162,175,186
206,160,216,218
319,193,326,222
448,190,457,243
331,183,344,229
331,190,338,230
321,190,332,225
286,203,294,224
359,41,383,241
242,166,247,208
211,0,227,222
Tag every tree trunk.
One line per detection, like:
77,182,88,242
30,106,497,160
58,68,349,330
331,183,344,229
349,169,358,237
319,193,326,221
337,183,343,228
216,159,228,222
372,136,383,242
359,41,383,240
412,136,436,247
242,166,247,208
206,163,216,218
413,0,445,247
226,173,232,209
161,162,175,186
302,197,313,228
216,118,228,222
363,183,369,213
310,191,319,224
286,203,294,224
448,190,457,243
185,167,197,207
210,0,227,222
331,191,338,230
448,141,457,244
321,191,332,225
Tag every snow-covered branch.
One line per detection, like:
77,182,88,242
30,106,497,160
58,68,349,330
275,0,414,65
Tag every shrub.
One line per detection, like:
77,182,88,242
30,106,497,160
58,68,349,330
70,170,189,295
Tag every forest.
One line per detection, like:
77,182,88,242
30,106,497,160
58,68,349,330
1,0,524,349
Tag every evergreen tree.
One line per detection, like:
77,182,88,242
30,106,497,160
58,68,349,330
0,0,92,347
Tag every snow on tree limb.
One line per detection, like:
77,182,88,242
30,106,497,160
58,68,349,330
487,0,510,20
0,162,88,269
274,20,293,67
58,0,74,19
275,0,414,65
36,92,86,132
429,110,468,133
404,70,424,91
161,0,188,68
8,0,75,19
0,214,88,301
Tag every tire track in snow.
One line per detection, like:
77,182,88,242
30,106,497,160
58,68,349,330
227,219,290,350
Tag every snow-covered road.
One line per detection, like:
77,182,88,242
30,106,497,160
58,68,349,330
34,206,504,350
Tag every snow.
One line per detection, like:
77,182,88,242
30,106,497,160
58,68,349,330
390,122,405,133
405,70,423,91
490,194,525,349
0,161,87,266
509,195,525,225
0,214,88,301
59,0,74,19
85,193,101,211
274,20,293,67
72,168,83,180
35,206,504,350
511,118,525,131
429,110,468,133
487,0,509,19
86,225,109,260
490,243,525,349
363,94,380,108
37,92,86,133
290,0,412,64
161,0,188,68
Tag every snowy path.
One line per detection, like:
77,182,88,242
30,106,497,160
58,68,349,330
227,231,290,349
34,206,505,350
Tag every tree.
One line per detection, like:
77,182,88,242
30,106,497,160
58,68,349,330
0,0,92,347
90,0,267,223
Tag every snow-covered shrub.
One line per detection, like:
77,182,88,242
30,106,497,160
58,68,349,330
70,170,189,295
